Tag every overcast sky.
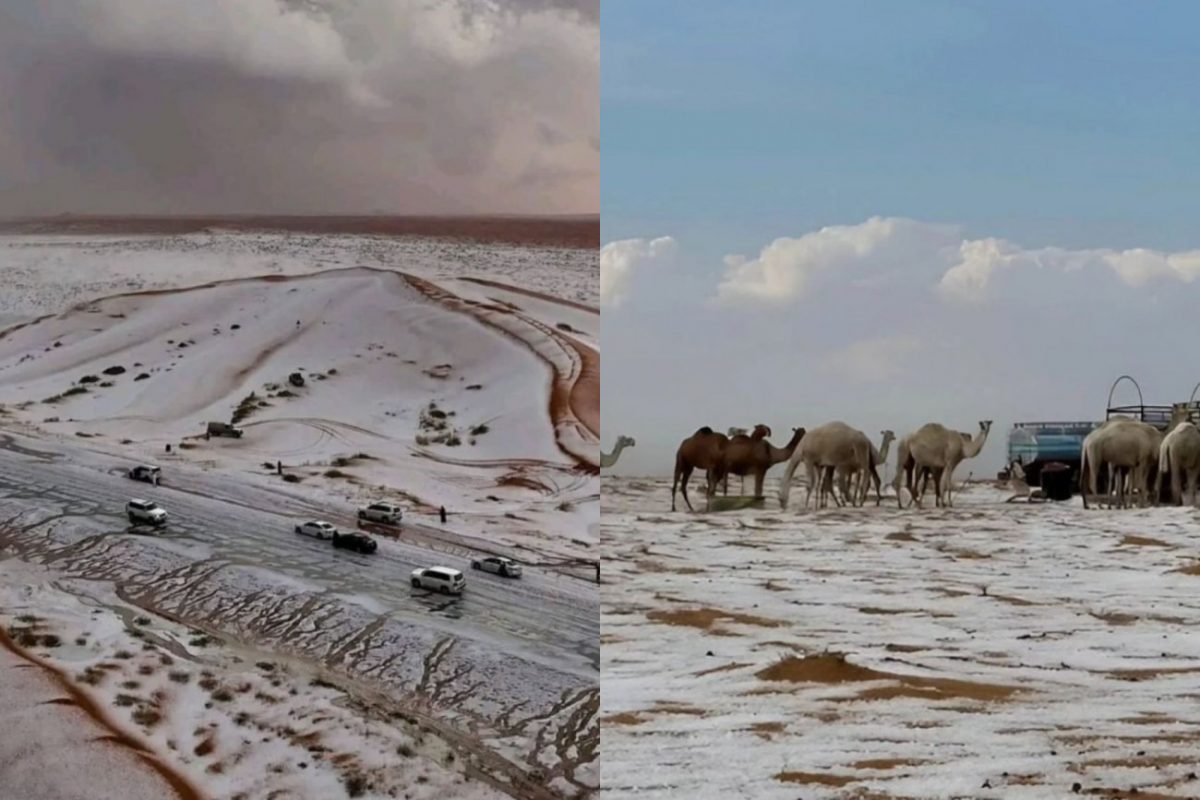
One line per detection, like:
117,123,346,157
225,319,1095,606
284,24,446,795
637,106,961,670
601,0,1200,478
0,0,597,216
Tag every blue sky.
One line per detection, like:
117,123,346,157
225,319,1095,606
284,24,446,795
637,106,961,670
601,1,1200,477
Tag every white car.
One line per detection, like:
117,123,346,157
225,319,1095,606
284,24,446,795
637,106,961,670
126,498,167,526
471,556,522,578
295,520,337,540
411,566,465,595
358,502,403,525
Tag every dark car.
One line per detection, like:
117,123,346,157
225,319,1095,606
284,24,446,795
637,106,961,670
332,531,378,554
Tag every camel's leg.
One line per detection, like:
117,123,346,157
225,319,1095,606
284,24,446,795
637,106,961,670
741,475,746,495
1171,463,1182,506
679,464,695,513
753,469,765,500
671,462,681,511
803,462,816,511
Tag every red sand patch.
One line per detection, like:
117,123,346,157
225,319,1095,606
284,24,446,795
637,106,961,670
647,608,785,631
756,654,1019,702
775,771,855,786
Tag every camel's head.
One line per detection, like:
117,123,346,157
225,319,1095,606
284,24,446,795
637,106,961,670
979,420,993,434
751,424,771,440
618,435,636,448
880,429,895,446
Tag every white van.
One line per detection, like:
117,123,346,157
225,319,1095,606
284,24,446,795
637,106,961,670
411,566,465,595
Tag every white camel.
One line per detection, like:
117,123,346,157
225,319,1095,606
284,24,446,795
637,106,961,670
1080,419,1161,509
601,435,635,469
905,420,992,508
1004,461,1044,503
779,421,872,510
832,429,895,506
1157,408,1200,506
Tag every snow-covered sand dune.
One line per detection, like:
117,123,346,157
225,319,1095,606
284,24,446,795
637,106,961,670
603,478,1200,800
0,265,598,561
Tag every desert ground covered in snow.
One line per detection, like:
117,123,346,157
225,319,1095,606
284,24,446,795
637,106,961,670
0,226,597,799
602,478,1200,800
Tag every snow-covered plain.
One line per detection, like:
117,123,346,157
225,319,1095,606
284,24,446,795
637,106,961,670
602,478,1200,800
0,230,598,799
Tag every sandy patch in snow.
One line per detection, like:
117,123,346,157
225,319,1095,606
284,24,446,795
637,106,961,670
602,477,1200,799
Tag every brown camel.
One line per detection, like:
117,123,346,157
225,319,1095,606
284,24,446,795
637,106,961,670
671,426,729,512
715,426,806,499
721,425,770,494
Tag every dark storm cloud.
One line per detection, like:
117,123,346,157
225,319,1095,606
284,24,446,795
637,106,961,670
0,0,598,215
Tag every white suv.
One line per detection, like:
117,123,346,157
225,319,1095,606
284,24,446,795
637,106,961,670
411,567,465,595
126,499,167,526
358,502,402,525
295,521,337,540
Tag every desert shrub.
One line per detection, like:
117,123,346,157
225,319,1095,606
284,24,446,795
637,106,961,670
169,670,190,684
114,694,138,707
344,774,368,798
324,469,347,479
282,473,301,483
102,365,126,376
397,744,415,757
134,373,150,381
211,687,234,702
78,375,100,384
132,707,161,726
469,424,489,436
231,392,258,424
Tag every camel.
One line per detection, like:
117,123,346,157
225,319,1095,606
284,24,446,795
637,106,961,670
1004,460,1045,503
829,429,894,506
905,421,992,508
600,435,635,468
671,427,729,512
721,426,767,494
715,426,806,499
778,421,872,510
1157,408,1200,506
1080,419,1162,509
891,434,940,508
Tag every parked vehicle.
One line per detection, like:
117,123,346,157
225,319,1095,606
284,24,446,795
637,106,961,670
295,521,337,540
126,499,167,526
332,531,378,554
358,502,403,525
206,421,244,438
471,556,522,578
127,465,161,484
411,566,465,595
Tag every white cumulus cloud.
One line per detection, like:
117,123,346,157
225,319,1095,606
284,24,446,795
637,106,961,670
713,217,1200,306
600,236,676,307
